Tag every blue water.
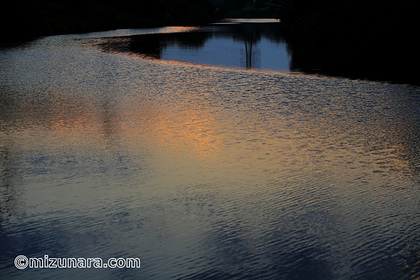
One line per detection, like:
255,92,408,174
0,25,419,279
98,23,290,72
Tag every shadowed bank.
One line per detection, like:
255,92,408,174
0,0,215,41
278,0,419,85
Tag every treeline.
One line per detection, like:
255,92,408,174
212,0,284,18
1,0,214,41
278,0,418,84
279,0,415,43
1,0,287,42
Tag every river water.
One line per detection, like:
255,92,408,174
0,23,419,279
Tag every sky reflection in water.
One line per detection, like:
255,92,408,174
99,22,290,72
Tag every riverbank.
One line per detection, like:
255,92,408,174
0,0,215,43
278,0,418,85
280,31,419,86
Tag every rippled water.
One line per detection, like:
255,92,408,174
0,27,419,280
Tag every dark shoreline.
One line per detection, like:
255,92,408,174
2,0,418,86
279,29,419,86
0,0,215,43
278,0,419,86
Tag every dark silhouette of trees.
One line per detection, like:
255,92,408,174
1,0,215,42
279,0,416,43
278,0,418,84
212,0,283,18
161,0,215,25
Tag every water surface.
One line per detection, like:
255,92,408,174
94,20,419,85
100,21,290,72
0,25,419,280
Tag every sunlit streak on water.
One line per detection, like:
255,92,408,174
0,28,419,279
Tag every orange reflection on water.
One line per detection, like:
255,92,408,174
159,26,201,34
121,100,222,166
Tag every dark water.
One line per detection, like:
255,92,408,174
0,23,419,279
97,20,418,85
101,21,289,72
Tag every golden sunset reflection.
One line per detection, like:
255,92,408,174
159,26,201,34
121,102,223,165
2,81,418,187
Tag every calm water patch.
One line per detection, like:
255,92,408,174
94,19,418,85
99,21,290,72
0,24,419,279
